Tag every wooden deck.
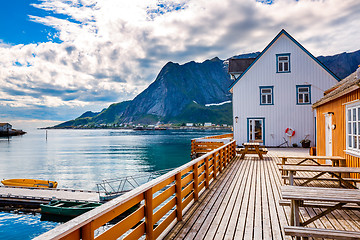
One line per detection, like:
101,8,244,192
165,151,360,240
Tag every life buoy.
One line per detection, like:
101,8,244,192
285,128,295,137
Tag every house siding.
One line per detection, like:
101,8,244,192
316,89,360,178
232,34,338,146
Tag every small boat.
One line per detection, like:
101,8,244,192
1,179,58,188
41,200,102,217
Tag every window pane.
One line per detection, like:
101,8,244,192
262,89,271,93
279,56,288,61
349,122,352,134
358,108,360,121
349,135,352,147
299,94,303,103
348,109,351,121
354,136,357,149
304,94,309,103
358,122,360,135
262,95,266,104
267,94,272,104
279,63,283,72
284,62,289,71
353,109,357,121
299,87,309,92
354,122,357,135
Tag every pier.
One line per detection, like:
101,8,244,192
0,186,99,207
33,136,360,240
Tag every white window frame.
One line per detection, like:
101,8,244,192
346,102,360,156
296,85,311,105
276,54,290,73
260,86,273,105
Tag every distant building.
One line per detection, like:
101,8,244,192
0,123,12,132
204,122,212,127
186,123,194,127
229,29,339,146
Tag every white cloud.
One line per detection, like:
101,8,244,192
0,0,359,120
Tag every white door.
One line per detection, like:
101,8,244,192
248,118,264,144
325,114,332,163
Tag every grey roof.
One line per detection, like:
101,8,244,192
228,58,256,74
313,71,360,108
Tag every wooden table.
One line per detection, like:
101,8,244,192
281,185,360,239
278,155,346,167
280,165,360,189
240,142,265,160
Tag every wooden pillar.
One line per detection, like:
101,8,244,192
145,188,154,240
205,157,210,188
81,221,94,240
219,149,223,173
194,162,199,201
175,172,183,221
213,153,218,179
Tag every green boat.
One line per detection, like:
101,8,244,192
40,200,102,217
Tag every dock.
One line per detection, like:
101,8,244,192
0,185,99,207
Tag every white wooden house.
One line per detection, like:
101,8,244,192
0,123,12,132
229,29,339,147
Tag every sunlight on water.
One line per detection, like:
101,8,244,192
0,129,230,239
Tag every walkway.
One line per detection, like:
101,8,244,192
165,149,360,240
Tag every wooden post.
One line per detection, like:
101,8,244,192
219,149,223,173
81,221,94,240
213,153,218,179
205,156,210,188
194,162,199,201
145,188,154,240
175,172,183,221
223,148,227,168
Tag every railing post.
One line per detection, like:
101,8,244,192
205,156,210,188
219,149,223,173
175,172,183,221
81,221,94,240
194,162,199,201
213,152,218,179
223,147,227,168
145,188,154,240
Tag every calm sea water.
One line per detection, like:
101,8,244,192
0,128,230,239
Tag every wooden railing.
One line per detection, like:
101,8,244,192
191,133,233,158
34,140,236,240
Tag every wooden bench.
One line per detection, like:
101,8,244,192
284,226,360,240
280,165,360,189
281,175,360,185
281,185,360,240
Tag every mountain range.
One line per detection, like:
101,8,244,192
54,49,360,128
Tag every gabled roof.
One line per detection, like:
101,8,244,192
228,29,340,92
313,71,360,108
0,123,11,127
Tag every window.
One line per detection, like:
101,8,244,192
346,103,360,154
260,86,273,105
276,53,290,73
296,85,311,104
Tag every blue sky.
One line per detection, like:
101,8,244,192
0,0,60,45
0,0,359,127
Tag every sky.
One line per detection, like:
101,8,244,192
0,0,359,127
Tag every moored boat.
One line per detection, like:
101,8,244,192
40,200,102,217
1,179,58,188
